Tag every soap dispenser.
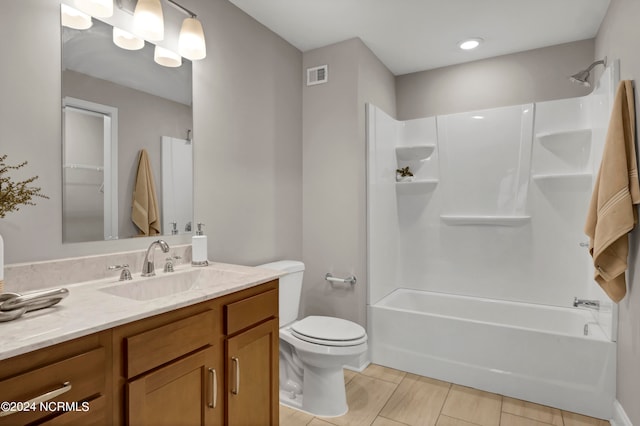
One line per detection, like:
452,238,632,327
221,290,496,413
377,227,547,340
192,223,209,266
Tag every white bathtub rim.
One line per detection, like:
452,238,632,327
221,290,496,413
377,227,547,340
374,288,607,341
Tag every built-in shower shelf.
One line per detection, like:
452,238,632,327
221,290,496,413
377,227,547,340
440,215,531,226
396,179,439,195
532,172,592,184
536,129,592,150
395,145,436,161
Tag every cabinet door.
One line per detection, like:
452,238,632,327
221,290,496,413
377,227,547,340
226,318,279,426
127,345,223,426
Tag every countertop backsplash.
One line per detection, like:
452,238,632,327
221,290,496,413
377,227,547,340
3,244,193,294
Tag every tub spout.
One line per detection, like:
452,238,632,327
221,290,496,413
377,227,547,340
573,297,600,311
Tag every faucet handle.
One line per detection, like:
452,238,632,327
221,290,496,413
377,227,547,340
164,258,175,273
108,264,132,281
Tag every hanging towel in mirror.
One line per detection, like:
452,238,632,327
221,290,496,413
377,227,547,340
132,149,161,236
585,80,639,302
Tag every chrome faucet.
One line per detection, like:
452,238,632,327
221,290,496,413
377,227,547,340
573,297,600,311
142,240,170,277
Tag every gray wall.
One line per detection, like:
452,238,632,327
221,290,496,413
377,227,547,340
190,0,302,266
302,38,395,327
0,0,302,266
595,0,640,423
396,39,595,119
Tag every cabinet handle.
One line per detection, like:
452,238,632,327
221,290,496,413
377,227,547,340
0,381,72,418
208,368,217,408
231,357,240,395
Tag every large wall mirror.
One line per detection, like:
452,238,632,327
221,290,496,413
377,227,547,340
62,13,193,243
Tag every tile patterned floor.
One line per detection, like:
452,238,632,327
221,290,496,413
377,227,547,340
280,364,611,426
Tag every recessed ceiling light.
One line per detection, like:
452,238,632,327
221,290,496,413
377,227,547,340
459,38,483,50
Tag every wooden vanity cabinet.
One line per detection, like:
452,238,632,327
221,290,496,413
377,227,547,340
0,279,278,426
112,279,279,426
224,286,279,426
112,303,224,426
0,331,112,426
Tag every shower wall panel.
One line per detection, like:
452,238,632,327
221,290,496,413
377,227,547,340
366,105,401,305
437,105,533,218
367,63,617,318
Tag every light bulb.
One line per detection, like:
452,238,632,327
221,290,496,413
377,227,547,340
178,17,206,60
154,46,182,68
133,0,164,41
459,38,483,50
61,4,92,30
113,27,145,50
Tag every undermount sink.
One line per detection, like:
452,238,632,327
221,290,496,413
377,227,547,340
99,267,250,301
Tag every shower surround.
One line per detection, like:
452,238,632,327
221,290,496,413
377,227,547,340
366,64,618,418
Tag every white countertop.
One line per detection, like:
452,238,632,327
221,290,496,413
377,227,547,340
0,262,281,361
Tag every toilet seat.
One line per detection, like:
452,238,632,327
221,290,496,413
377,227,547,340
290,316,367,347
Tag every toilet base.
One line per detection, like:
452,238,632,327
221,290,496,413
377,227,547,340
279,382,349,418
279,363,349,418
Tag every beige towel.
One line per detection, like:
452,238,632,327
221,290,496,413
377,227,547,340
132,149,161,236
585,80,639,302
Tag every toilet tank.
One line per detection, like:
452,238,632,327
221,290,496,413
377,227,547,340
257,260,305,327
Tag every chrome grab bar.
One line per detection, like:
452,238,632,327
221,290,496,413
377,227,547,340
0,288,69,322
0,382,72,417
231,357,240,395
573,297,600,311
325,273,357,286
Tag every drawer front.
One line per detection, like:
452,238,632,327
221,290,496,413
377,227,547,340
0,347,105,426
225,289,277,335
125,309,215,378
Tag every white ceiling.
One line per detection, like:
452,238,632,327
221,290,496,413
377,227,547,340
228,0,611,76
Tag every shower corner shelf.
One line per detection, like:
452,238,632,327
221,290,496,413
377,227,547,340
439,215,531,226
531,172,593,181
535,129,592,149
396,179,439,195
532,172,592,184
395,145,436,162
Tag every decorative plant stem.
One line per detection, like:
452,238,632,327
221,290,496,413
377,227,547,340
396,166,413,177
0,154,48,218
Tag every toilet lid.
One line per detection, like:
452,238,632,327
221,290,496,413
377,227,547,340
291,316,367,347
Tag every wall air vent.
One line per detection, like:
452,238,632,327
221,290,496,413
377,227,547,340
306,65,328,86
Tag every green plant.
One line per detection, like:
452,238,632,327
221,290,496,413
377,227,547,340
0,154,48,218
396,166,413,177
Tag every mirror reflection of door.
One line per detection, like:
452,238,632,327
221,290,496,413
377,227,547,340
161,136,193,236
62,97,118,242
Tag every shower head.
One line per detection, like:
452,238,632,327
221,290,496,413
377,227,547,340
569,57,607,88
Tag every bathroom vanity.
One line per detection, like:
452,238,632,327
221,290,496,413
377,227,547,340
0,264,280,426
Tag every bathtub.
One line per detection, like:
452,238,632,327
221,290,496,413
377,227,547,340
368,289,615,419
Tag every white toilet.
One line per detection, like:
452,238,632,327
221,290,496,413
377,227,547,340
258,260,368,417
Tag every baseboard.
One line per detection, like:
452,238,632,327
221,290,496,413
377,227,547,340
611,400,633,426
344,352,370,372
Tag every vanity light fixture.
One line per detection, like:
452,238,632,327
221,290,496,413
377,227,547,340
168,0,207,60
61,4,93,30
113,27,145,50
154,45,182,67
459,38,483,50
133,0,164,41
74,0,113,18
